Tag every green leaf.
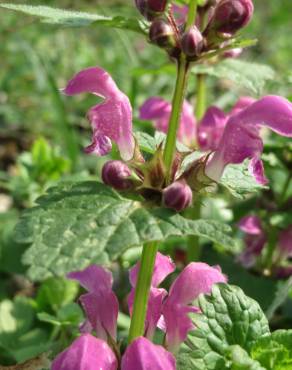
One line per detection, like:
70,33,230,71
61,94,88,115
36,277,79,312
226,346,266,370
0,297,50,363
220,161,268,199
15,181,237,281
265,277,292,320
192,59,275,95
178,284,270,370
251,330,292,370
38,302,83,327
0,4,148,35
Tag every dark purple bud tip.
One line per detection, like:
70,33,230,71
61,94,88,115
212,0,254,34
163,180,193,212
149,19,176,49
135,0,168,20
181,26,204,58
102,160,133,191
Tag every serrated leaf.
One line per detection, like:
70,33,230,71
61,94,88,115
0,4,148,35
220,162,267,199
251,330,292,370
15,181,237,281
265,277,292,320
178,284,270,370
192,59,275,95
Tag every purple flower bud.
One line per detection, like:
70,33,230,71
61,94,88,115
163,180,193,212
211,0,254,34
102,160,133,191
135,0,168,20
278,226,292,258
149,19,176,49
181,26,204,58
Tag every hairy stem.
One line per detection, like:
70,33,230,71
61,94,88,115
128,242,158,343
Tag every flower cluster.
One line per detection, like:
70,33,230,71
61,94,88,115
52,255,227,369
237,215,292,277
64,66,292,212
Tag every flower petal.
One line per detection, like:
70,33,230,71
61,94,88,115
230,96,256,116
129,252,175,287
52,334,118,370
249,157,268,185
80,292,119,341
162,301,199,352
63,67,134,160
67,265,113,294
197,106,227,151
68,265,119,340
121,337,176,370
162,262,227,351
238,215,263,235
128,287,167,339
168,262,227,304
205,96,292,182
139,97,196,147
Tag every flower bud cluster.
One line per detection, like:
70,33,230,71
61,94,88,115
101,149,199,213
136,0,253,62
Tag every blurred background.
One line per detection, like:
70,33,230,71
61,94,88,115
0,0,292,365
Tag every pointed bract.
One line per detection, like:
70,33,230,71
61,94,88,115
52,334,118,370
121,337,176,370
63,67,134,160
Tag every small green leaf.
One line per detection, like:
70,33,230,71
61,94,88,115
15,181,237,281
178,284,270,370
0,4,148,35
251,330,292,370
192,59,275,95
226,345,266,370
220,161,268,199
36,277,79,312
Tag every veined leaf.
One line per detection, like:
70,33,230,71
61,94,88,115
15,181,237,281
251,330,292,370
220,161,268,199
192,59,275,95
0,4,148,35
178,284,270,370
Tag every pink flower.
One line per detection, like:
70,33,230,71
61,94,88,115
161,262,227,351
52,334,118,370
129,256,227,352
68,265,119,341
59,264,176,369
52,334,176,370
63,67,135,160
237,216,267,268
121,337,176,370
139,97,197,147
128,252,176,339
205,96,292,184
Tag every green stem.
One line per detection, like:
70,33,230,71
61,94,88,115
279,172,292,205
185,0,198,30
163,59,189,182
128,242,158,343
195,74,207,120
